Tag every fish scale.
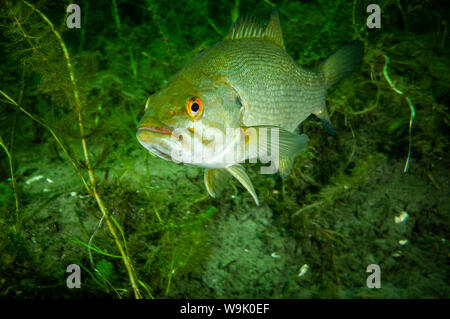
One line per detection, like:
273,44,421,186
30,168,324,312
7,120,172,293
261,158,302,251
188,38,327,131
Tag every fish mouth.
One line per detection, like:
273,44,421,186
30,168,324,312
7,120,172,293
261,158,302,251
137,125,173,135
136,125,176,161
136,131,173,160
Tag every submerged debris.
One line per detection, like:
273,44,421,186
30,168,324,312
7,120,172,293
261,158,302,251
395,211,409,224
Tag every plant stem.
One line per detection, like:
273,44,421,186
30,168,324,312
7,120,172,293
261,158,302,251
22,1,142,298
382,54,416,173
0,136,20,232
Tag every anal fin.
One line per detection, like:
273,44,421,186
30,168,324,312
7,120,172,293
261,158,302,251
314,106,336,135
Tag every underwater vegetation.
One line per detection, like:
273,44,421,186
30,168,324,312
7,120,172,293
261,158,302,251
0,0,448,298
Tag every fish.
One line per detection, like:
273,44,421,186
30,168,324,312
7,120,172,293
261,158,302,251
137,10,363,205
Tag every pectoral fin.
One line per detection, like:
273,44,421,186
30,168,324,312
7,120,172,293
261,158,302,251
246,126,309,178
276,130,309,177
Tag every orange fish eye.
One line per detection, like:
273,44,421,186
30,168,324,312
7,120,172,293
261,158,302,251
186,97,203,119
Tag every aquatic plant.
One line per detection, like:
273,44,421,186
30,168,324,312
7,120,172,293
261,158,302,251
1,1,144,298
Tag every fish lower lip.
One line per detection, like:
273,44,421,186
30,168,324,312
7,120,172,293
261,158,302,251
150,147,171,160
138,125,173,135
138,139,172,160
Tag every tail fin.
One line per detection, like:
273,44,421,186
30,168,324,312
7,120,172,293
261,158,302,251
320,41,364,89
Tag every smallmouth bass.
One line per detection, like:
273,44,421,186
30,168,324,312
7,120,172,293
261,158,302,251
137,10,363,205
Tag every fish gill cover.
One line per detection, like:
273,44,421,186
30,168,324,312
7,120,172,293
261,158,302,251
0,0,448,299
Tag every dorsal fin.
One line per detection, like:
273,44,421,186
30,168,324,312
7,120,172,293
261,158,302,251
227,16,265,40
264,9,285,49
226,9,285,50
